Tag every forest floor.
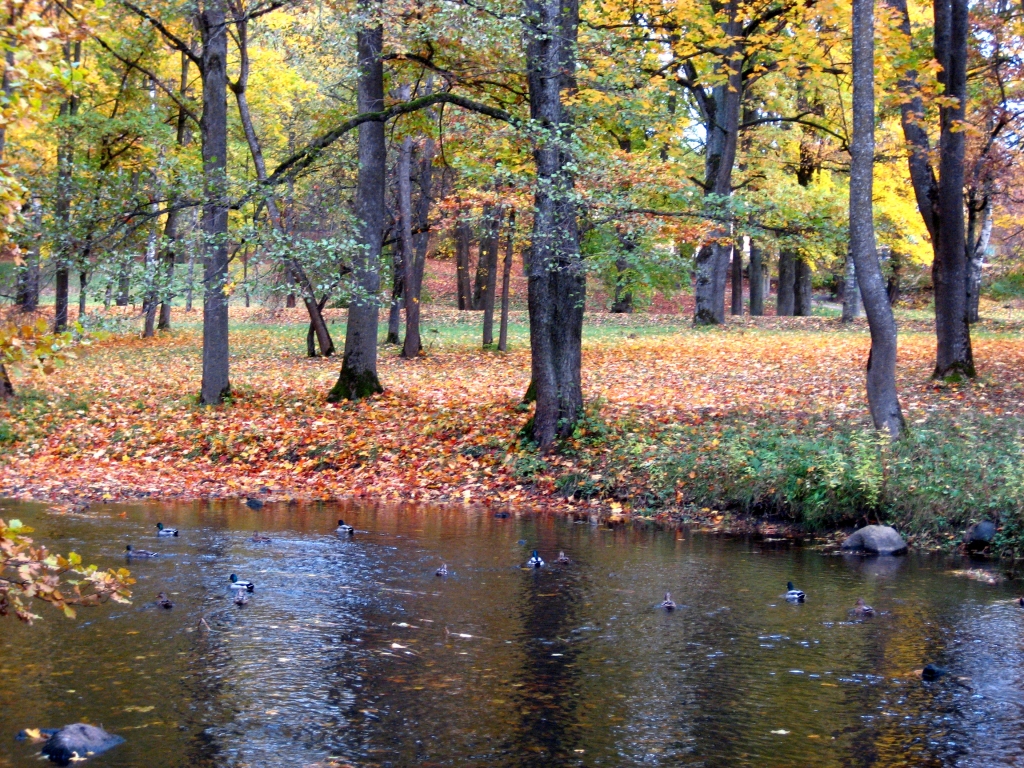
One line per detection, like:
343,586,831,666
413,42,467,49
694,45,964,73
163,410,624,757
3,298,1024,554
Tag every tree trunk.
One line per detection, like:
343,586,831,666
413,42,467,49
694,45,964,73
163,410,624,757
887,249,903,307
498,209,515,351
455,219,473,310
966,199,992,323
610,229,634,313
159,51,192,332
78,269,88,319
404,136,435,358
794,257,812,316
842,252,862,322
54,45,79,333
199,0,231,405
185,247,195,312
748,239,764,316
17,199,41,312
885,0,973,378
328,10,385,401
481,205,501,346
851,0,904,438
776,250,795,315
396,136,418,357
0,364,13,399
386,241,404,344
525,0,584,449
730,244,743,315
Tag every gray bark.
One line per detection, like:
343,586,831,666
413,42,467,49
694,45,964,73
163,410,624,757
404,137,434,357
397,136,418,356
748,239,764,316
54,43,80,333
851,0,904,438
16,200,40,312
776,250,795,315
386,241,404,344
730,244,743,315
794,257,812,316
525,0,584,449
842,252,862,321
199,0,231,404
498,209,515,351
329,8,385,401
481,206,501,346
966,196,992,323
455,219,473,310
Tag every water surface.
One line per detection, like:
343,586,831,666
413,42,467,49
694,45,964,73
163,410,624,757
1,500,1022,767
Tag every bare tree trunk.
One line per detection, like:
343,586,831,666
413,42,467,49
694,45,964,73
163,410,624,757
794,257,812,316
185,247,195,312
966,199,992,323
455,219,473,310
396,136,418,357
328,7,385,401
748,239,764,316
0,364,13,399
199,0,231,405
404,136,435,358
160,50,194,332
610,229,634,313
17,199,41,312
498,209,515,351
481,206,501,346
777,250,795,315
851,0,904,438
525,0,584,449
78,269,88,319
53,44,80,333
386,241,404,344
842,251,862,322
730,243,743,315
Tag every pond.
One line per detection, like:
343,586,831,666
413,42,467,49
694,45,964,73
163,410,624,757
1,499,1022,767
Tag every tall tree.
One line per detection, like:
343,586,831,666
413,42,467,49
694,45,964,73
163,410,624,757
851,0,904,437
328,0,385,401
524,0,584,449
885,0,974,378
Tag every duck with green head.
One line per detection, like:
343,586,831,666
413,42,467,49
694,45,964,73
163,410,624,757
156,522,179,537
785,581,805,602
229,574,255,592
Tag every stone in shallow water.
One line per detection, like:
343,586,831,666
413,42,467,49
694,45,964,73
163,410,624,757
841,525,908,556
963,520,996,552
40,723,124,765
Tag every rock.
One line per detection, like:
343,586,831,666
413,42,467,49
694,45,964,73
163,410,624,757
841,525,908,556
40,723,124,765
963,520,996,553
921,663,947,682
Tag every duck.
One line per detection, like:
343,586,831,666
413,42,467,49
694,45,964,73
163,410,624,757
156,592,174,609
556,551,571,564
125,545,158,558
785,581,805,602
436,564,448,577
229,574,255,593
853,597,874,616
921,663,947,682
1019,597,1023,609
526,550,545,568
494,511,511,519
250,531,271,543
234,590,249,606
336,520,354,536
245,497,264,510
660,592,677,611
156,522,179,537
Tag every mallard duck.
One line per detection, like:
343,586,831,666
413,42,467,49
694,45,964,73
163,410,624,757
556,551,571,564
853,597,874,616
660,592,677,610
156,522,179,537
526,550,544,568
336,520,354,536
250,531,271,543
785,581,805,602
436,564,448,577
229,574,255,592
125,545,158,558
156,592,173,609
245,497,264,510
234,590,249,606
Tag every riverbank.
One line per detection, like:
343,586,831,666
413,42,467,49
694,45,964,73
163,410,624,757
2,306,1023,556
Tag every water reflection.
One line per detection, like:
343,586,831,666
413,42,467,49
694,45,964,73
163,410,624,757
0,499,1022,767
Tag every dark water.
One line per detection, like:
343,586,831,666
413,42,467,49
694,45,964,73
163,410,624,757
1,500,1022,768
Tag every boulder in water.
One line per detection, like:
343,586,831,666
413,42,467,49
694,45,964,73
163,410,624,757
921,663,947,682
841,525,908,556
40,723,124,765
963,520,996,553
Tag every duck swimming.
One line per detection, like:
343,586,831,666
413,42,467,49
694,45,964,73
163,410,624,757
250,531,271,543
156,522,179,537
556,551,571,564
229,574,255,592
526,550,545,568
853,597,874,616
336,520,354,536
245,497,265,510
436,564,448,577
785,581,805,602
125,545,158,558
660,592,677,610
156,592,173,609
